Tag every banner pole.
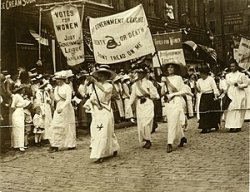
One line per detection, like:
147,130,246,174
38,7,42,60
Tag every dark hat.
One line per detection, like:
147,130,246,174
199,67,210,75
92,65,116,80
13,84,26,93
162,62,187,77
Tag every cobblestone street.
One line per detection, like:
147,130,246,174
1,118,249,192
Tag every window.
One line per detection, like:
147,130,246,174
210,21,216,33
209,0,215,13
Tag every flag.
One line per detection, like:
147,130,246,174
89,4,155,64
29,30,49,46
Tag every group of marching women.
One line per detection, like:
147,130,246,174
0,59,249,163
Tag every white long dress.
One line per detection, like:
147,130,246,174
114,83,125,118
121,83,133,119
244,77,250,120
225,71,248,129
162,75,187,145
89,82,120,159
11,93,26,148
130,78,159,144
36,89,52,140
50,83,76,148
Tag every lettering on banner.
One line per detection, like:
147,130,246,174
1,0,36,10
51,5,85,66
89,4,155,64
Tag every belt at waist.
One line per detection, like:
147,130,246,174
201,90,213,94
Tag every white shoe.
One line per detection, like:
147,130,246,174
19,148,25,152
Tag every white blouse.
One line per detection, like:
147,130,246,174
196,76,219,95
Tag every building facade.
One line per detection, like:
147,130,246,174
1,0,209,73
206,0,250,66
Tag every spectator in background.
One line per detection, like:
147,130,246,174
11,85,26,152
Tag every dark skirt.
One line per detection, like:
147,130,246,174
198,93,220,130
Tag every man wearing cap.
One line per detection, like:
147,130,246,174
129,65,159,149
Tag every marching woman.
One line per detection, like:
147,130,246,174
161,63,188,153
85,65,120,163
129,65,159,149
196,67,220,133
49,71,76,152
224,61,248,132
11,85,26,152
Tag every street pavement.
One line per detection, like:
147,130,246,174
1,118,249,192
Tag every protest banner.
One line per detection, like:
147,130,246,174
152,32,186,67
237,37,250,70
89,4,155,64
51,4,84,66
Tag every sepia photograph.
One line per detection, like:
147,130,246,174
1,0,250,191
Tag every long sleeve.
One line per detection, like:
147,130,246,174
148,81,159,100
211,78,219,96
129,84,136,105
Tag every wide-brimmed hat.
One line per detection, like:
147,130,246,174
121,74,130,82
13,84,26,93
54,71,67,80
65,70,74,78
39,79,49,89
113,75,123,82
76,70,89,79
162,62,187,77
92,65,116,80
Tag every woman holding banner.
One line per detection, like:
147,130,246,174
85,65,120,163
162,63,188,153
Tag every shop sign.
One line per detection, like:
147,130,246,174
1,0,36,10
224,13,243,25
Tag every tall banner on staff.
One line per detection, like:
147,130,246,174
51,5,84,66
152,32,186,67
89,4,155,64
237,37,250,70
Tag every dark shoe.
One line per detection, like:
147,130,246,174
151,129,156,134
143,140,152,149
167,144,173,153
48,147,58,153
113,151,118,157
179,137,187,147
229,128,237,133
68,147,76,150
235,128,241,132
94,158,103,164
200,129,209,134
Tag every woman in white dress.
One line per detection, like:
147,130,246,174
49,71,76,152
85,65,120,163
11,85,26,152
129,66,159,149
224,61,248,132
35,80,52,141
162,63,188,153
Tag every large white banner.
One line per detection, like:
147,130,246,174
51,5,84,66
238,37,250,70
152,32,186,68
89,4,155,64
